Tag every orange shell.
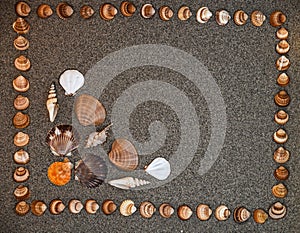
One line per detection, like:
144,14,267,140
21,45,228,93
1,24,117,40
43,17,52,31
48,158,72,186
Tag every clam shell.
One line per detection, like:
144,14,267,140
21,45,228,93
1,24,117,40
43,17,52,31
274,165,289,181
177,205,193,220
13,75,29,92
13,166,30,182
85,200,99,214
216,10,231,26
139,201,156,219
233,10,248,26
47,158,73,186
276,73,290,87
215,205,230,221
13,149,30,165
109,138,139,171
108,177,150,190
56,2,74,19
14,185,30,201
233,206,251,223
273,129,288,144
15,1,31,17
14,35,29,51
251,10,266,27
144,157,170,180
270,11,287,27
272,183,288,198
75,154,107,188
100,3,118,20
159,203,174,218
13,17,30,34
159,6,173,21
15,201,30,216
46,124,80,156
276,27,288,40
102,199,117,215
276,55,290,71
253,209,268,224
80,5,94,19
37,4,53,19
141,4,155,19
14,132,30,147
273,147,290,164
14,94,30,110
196,204,212,221
276,40,290,55
31,200,47,216
274,110,289,125
49,199,65,215
85,124,112,148
120,1,136,17
69,199,84,214
14,55,31,71
178,6,192,21
59,69,84,96
274,90,290,107
13,112,30,129
196,7,212,24
120,199,137,216
269,202,287,220
46,82,59,122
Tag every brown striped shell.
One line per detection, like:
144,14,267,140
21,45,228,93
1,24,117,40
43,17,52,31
159,6,173,21
49,199,65,215
13,112,30,129
37,4,53,19
14,35,29,51
276,73,290,87
56,2,74,19
80,5,94,19
251,10,266,27
272,183,288,198
13,167,30,182
102,199,117,215
14,55,31,71
274,165,289,181
68,199,84,214
14,95,30,110
13,75,29,92
120,1,136,17
13,149,30,164
274,110,289,125
139,201,156,219
141,4,155,19
159,203,174,218
276,40,290,55
177,205,193,220
178,6,192,21
215,205,230,221
196,7,212,24
31,200,47,216
196,204,212,221
15,1,31,17
233,10,248,26
276,55,290,71
274,90,290,107
233,206,251,223
47,158,73,186
273,147,290,164
276,27,288,40
100,3,118,20
14,132,29,147
15,201,30,216
14,185,30,201
269,202,287,220
273,129,288,144
85,200,99,214
253,209,268,224
270,11,287,27
13,17,30,34
120,199,137,216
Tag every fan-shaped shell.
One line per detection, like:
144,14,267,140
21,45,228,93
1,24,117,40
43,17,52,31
14,35,29,51
13,166,30,182
269,202,287,220
16,1,31,17
14,132,30,147
48,158,73,186
49,199,65,215
37,4,53,18
68,199,84,214
253,209,268,224
100,3,118,20
233,10,248,26
109,138,139,171
251,10,266,27
56,2,73,19
13,75,29,92
46,82,59,122
14,149,30,164
274,110,289,125
141,4,155,19
273,129,288,144
270,11,286,27
31,200,47,216
15,201,30,216
178,6,192,21
215,205,230,221
196,204,212,221
85,200,99,214
120,1,136,17
273,147,290,164
80,5,94,19
177,205,193,220
216,10,231,26
276,55,290,71
120,199,137,216
14,55,31,71
13,17,30,34
144,157,170,180
13,112,30,129
276,27,288,40
276,73,289,87
276,40,290,55
108,177,150,190
14,185,30,201
272,183,288,198
274,165,289,181
233,206,251,223
14,95,29,110
139,201,156,219
102,199,117,215
159,6,173,21
59,69,84,96
159,203,174,218
274,90,290,107
196,7,212,24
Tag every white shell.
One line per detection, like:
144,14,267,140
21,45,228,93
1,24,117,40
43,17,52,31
108,177,150,190
46,82,59,122
145,157,170,180
85,124,112,148
59,69,84,96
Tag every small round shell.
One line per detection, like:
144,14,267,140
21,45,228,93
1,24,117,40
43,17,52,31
159,6,173,21
15,201,30,216
276,73,290,87
120,1,136,17
276,40,290,55
196,7,213,24
233,10,248,26
178,6,192,21
274,165,289,181
80,5,94,19
14,132,30,147
273,147,290,164
215,205,230,221
31,200,47,216
196,204,212,221
251,10,266,27
120,199,137,216
102,199,117,215
274,90,290,107
270,11,287,27
13,75,30,92
56,2,74,19
233,206,251,223
216,10,231,26
85,200,99,214
14,35,29,51
139,201,156,219
177,205,193,220
14,185,30,201
14,149,30,164
276,55,290,71
141,4,155,19
276,27,288,40
274,110,289,125
49,199,65,215
13,112,30,129
47,158,73,186
15,1,31,17
253,209,268,224
100,3,118,20
14,55,31,71
272,183,288,198
269,202,287,220
37,4,53,18
159,203,174,218
13,17,30,34
14,95,30,110
273,129,288,144
69,199,84,214
13,167,30,183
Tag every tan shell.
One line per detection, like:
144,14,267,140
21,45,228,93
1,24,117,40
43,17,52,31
14,185,30,201
159,203,174,218
139,201,156,219
37,4,53,19
273,147,290,164
196,7,213,24
273,129,288,144
233,206,251,223
56,2,74,19
215,205,230,221
68,199,84,214
13,149,30,164
102,199,117,215
276,73,289,87
14,55,31,72
270,11,287,27
177,205,193,220
276,27,288,40
274,165,289,181
216,10,231,26
120,1,136,17
120,199,137,216
251,10,266,27
253,209,268,224
276,40,290,55
46,82,59,122
85,199,99,214
269,202,287,220
109,138,139,171
233,10,248,26
47,158,72,186
13,166,30,182
274,110,289,125
100,3,118,20
16,1,31,17
159,6,173,21
31,200,47,216
14,35,29,51
272,183,288,198
141,4,155,19
13,112,30,129
196,204,212,221
13,17,30,34
13,75,29,92
276,55,290,71
14,95,30,110
274,90,290,107
49,199,65,215
15,201,30,216
178,6,192,21
14,132,30,147
80,5,94,19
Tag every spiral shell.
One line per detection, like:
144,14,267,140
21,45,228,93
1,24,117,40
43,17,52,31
48,158,73,186
56,2,74,19
49,199,65,215
273,129,288,144
276,27,288,40
120,199,137,216
253,209,268,224
14,185,30,201
13,167,30,182
274,165,289,181
37,4,53,19
274,110,289,125
108,177,150,190
270,11,287,27
14,132,30,147
14,55,31,71
216,10,231,26
215,205,230,221
196,7,212,24
13,17,30,34
196,204,212,221
276,73,290,87
14,35,29,51
276,55,290,71
233,206,251,223
141,4,155,19
14,95,29,110
120,1,136,17
273,147,290,164
159,203,174,218
80,5,94,19
46,82,59,122
15,1,31,17
139,201,156,219
15,201,30,216
159,6,173,21
269,202,287,220
13,112,30,129
31,200,47,216
102,200,117,215
85,200,99,214
14,149,30,165
251,10,266,27
13,75,29,92
178,6,192,21
274,90,290,107
233,10,248,26
68,199,84,214
276,40,290,55
100,3,118,20
272,183,288,198
177,205,193,220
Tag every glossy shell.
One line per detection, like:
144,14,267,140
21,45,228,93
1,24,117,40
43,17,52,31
49,199,65,215
141,4,155,19
108,177,150,190
274,90,290,107
178,6,192,21
144,157,170,180
100,3,117,20
56,2,73,19
273,147,290,164
13,167,30,182
274,165,289,181
274,110,289,125
177,205,193,220
13,112,30,129
59,69,84,96
139,201,156,219
14,55,31,71
13,149,30,164
15,201,30,216
269,202,287,220
272,183,288,198
13,17,30,34
102,199,117,215
31,200,47,216
159,6,173,21
233,10,248,26
85,199,99,214
14,94,30,110
120,199,137,216
120,1,136,17
14,35,29,51
80,5,94,19
47,158,73,186
14,185,30,201
273,129,288,144
215,205,230,221
46,82,59,122
216,10,231,26
13,75,29,92
68,199,84,214
14,132,30,147
233,206,251,223
196,7,213,24
276,73,290,87
251,10,266,27
276,27,288,40
270,11,286,27
196,204,212,221
37,4,53,18
253,209,268,224
159,203,174,218
16,1,31,17
276,55,290,71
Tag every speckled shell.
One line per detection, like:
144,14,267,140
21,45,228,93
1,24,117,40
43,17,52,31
177,205,193,220
276,40,290,55
13,17,30,34
13,75,29,92
102,199,117,215
100,3,118,20
274,90,290,107
276,73,290,87
14,185,30,201
56,2,73,19
14,149,30,164
16,1,31,17
269,202,287,220
196,204,212,221
49,199,65,215
15,201,30,216
273,129,288,144
14,35,29,51
37,4,53,18
270,11,286,27
85,200,99,214
276,27,288,40
276,55,290,71
215,205,230,221
48,158,73,186
120,1,136,17
233,206,251,223
216,10,231,26
120,199,137,216
253,209,268,224
68,199,84,214
14,95,29,110
274,110,289,125
108,177,150,190
178,6,192,21
14,55,31,71
46,82,59,122
274,165,289,181
159,6,173,21
31,200,47,216
159,203,174,218
233,10,248,26
139,201,156,219
272,183,288,198
13,112,30,129
196,7,212,24
14,132,30,147
141,4,155,19
13,166,30,182
273,147,290,164
251,10,266,27
80,5,94,19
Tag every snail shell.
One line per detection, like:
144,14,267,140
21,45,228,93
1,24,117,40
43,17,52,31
270,11,287,27
102,199,117,215
15,1,31,17
13,17,30,34
31,200,47,216
141,4,155,19
68,199,84,214
159,6,173,21
216,10,231,26
196,204,212,221
274,110,289,125
276,55,290,71
233,10,248,26
276,27,288,40
56,2,74,19
14,185,30,201
15,201,30,216
251,10,266,27
14,132,30,147
274,165,289,181
37,4,53,19
14,35,29,51
274,90,290,107
273,147,290,164
13,167,30,183
159,203,174,218
276,40,290,55
273,129,288,144
177,205,193,220
139,201,156,219
100,3,118,20
120,1,136,17
14,95,30,110
13,149,30,165
276,73,290,87
196,7,213,24
47,158,73,186
269,202,287,220
233,206,251,223
80,5,94,19
14,55,31,71
49,199,65,215
120,199,137,216
215,205,230,221
272,183,288,198
108,177,150,190
13,75,29,92
253,209,268,224
178,6,192,21
46,82,59,122
13,112,30,129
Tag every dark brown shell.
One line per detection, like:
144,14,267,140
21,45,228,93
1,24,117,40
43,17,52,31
14,185,30,201
233,10,248,26
15,201,30,216
37,4,53,19
31,200,47,216
80,5,94,19
102,199,117,215
274,90,290,107
233,206,251,223
56,2,74,19
120,1,136,17
100,3,118,20
274,165,289,181
270,11,287,27
13,17,30,34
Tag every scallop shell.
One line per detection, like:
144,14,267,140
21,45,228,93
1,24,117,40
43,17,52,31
14,149,30,164
13,166,30,183
196,204,212,221
48,158,73,186
14,55,31,71
14,95,30,110
276,40,290,55
215,205,230,221
276,27,288,40
16,1,31,17
274,165,289,181
276,73,290,87
141,4,155,19
216,10,231,26
139,201,156,219
75,154,107,188
80,5,94,19
49,199,65,215
68,199,84,214
177,205,193,220
253,209,268,224
46,82,59,122
273,147,290,164
108,177,150,190
196,7,212,24
120,1,136,17
13,75,29,92
85,200,99,214
274,90,290,107
276,55,290,71
272,183,288,198
14,185,30,201
120,199,137,216
233,10,248,26
273,129,288,144
102,199,117,215
274,110,289,125
31,200,47,216
13,112,30,129
178,6,192,21
15,201,30,216
74,94,106,126
37,4,53,18
85,124,112,148
13,17,30,34
14,35,29,51
14,132,30,147
56,2,74,19
59,69,84,96
251,10,266,27
144,157,170,180
159,203,174,218
109,138,139,171
100,3,118,20
233,206,251,223
159,6,173,21
269,202,287,220
46,124,80,156
270,11,287,27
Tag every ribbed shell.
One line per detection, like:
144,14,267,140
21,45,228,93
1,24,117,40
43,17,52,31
15,1,31,17
13,112,30,129
13,166,30,182
56,2,74,19
31,200,47,216
14,35,29,50
85,199,99,214
108,177,150,190
274,90,290,107
59,69,84,96
274,165,289,181
14,185,30,201
13,75,29,92
15,201,30,216
49,199,65,215
273,129,288,144
100,3,118,20
276,27,288,40
159,6,173,21
233,10,248,26
196,7,212,24
68,199,84,214
37,4,53,18
46,82,59,122
141,4,155,19
120,199,137,216
276,73,289,87
276,55,290,71
14,95,30,110
13,17,30,34
233,206,251,223
251,10,266,27
253,209,268,224
196,204,212,221
269,202,287,220
270,11,287,27
276,40,290,55
102,199,117,215
273,147,290,164
178,6,192,21
47,158,73,186
159,203,174,218
14,132,30,147
80,5,94,19
14,55,31,71
272,183,288,198
215,205,230,221
13,149,30,164
274,110,289,125
120,1,136,17
216,10,231,26
177,205,193,220
139,201,156,219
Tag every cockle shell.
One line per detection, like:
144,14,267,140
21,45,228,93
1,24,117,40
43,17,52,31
216,10,231,26
276,73,290,87
276,40,290,55
276,55,290,71
85,124,112,148
233,206,251,223
276,27,288,40
196,7,212,24
56,2,73,19
120,1,136,17
59,69,84,96
14,95,30,110
274,90,290,107
46,124,80,156
269,202,287,220
49,199,65,215
75,154,107,188
15,1,31,17
108,177,150,190
47,158,73,186
177,205,193,220
13,75,29,92
144,157,170,180
13,112,30,129
109,138,139,171
102,199,117,215
100,3,118,20
274,110,289,125
273,129,288,144
178,6,192,21
253,209,268,224
272,183,288,198
120,199,137,216
251,10,266,27
273,147,290,164
80,5,94,19
85,200,99,214
159,6,173,21
139,201,156,219
37,4,53,18
233,10,248,26
14,55,31,71
14,132,30,147
15,201,30,216
14,35,29,51
141,4,155,19
274,165,289,181
196,204,212,221
13,17,30,34
215,205,230,221
14,185,30,201
14,149,30,164
13,167,30,182
270,11,287,27
46,82,59,122
31,200,47,216
159,203,174,218
68,199,84,214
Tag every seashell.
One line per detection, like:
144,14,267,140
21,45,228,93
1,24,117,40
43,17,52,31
273,147,290,164
159,6,173,21
47,158,73,186
45,124,80,156
14,35,29,51
13,166,30,182
273,129,288,144
159,203,174,218
233,206,251,223
68,199,84,214
13,75,29,92
276,55,290,71
178,6,192,21
46,82,59,122
31,200,47,216
270,11,287,27
15,201,30,216
215,205,230,221
85,199,99,214
177,205,193,220
14,94,30,110
109,138,139,171
251,10,266,27
56,2,74,19
37,4,53,19
196,204,212,221
276,27,288,40
85,124,112,148
139,201,156,219
274,90,290,107
80,5,94,19
14,132,30,147
276,40,290,55
144,157,170,180
14,185,30,200
59,69,84,96
120,199,137,216
100,3,118,20
14,55,31,71
13,149,30,164
272,183,288,198
102,199,117,215
215,10,231,26
141,4,155,19
49,199,65,215
15,1,31,17
276,73,290,87
196,7,213,24
120,1,136,17
274,110,289,125
253,209,268,224
233,10,248,26
13,17,30,34
13,112,30,129
269,202,287,220
274,165,289,181
108,177,150,190
75,154,107,188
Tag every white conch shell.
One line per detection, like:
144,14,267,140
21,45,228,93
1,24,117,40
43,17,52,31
144,157,170,180
46,82,59,122
108,177,150,190
85,124,112,148
59,69,84,96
